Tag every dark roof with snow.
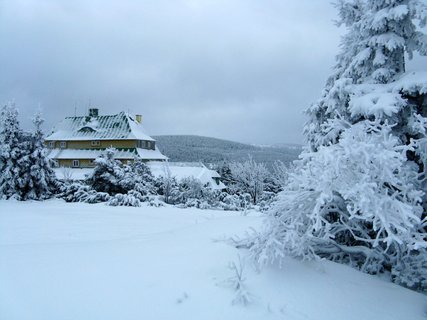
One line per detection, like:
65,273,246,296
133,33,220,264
45,111,155,141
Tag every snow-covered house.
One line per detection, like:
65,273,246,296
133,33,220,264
148,162,226,190
45,108,167,168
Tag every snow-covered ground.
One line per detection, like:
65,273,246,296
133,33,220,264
0,200,425,320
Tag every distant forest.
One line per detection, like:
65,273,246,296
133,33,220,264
153,135,302,168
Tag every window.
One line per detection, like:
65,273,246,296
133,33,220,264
72,160,80,168
48,141,55,149
89,159,95,166
51,160,59,168
78,126,95,133
136,140,155,150
60,141,67,149
91,140,100,147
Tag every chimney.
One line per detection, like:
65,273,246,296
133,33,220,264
135,114,142,123
89,108,99,117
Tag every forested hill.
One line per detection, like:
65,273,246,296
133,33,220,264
153,135,302,167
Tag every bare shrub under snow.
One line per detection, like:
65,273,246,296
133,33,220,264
228,156,271,205
222,255,253,306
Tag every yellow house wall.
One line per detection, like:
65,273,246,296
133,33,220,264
57,158,139,168
46,139,158,168
58,159,95,168
45,140,137,149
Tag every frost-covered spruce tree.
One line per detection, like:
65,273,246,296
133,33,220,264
0,103,27,200
24,111,58,200
105,159,158,206
86,150,157,204
0,103,21,199
86,148,126,195
216,161,234,186
250,0,427,291
0,105,58,200
123,159,156,197
306,0,427,148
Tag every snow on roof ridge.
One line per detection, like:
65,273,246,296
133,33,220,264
166,162,205,168
147,161,224,189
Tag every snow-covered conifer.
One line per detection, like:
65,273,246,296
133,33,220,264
123,159,156,197
86,150,157,204
24,111,59,200
306,0,427,149
179,177,205,201
86,148,126,194
59,183,110,203
216,161,234,186
0,103,27,200
0,105,58,200
250,0,427,291
107,192,142,207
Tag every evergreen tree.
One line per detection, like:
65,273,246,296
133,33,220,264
123,159,156,196
0,105,58,200
24,111,59,200
86,148,126,195
87,149,157,199
216,161,234,186
250,0,427,291
306,0,427,149
0,103,26,200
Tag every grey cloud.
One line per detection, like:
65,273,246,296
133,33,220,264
0,0,345,144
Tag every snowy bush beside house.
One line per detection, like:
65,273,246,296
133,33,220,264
56,148,251,210
248,0,427,292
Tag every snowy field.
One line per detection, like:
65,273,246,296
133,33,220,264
0,200,426,320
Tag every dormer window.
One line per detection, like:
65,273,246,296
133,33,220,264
78,126,96,133
60,141,67,149
91,140,101,147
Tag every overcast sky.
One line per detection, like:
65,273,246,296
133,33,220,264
0,0,425,145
